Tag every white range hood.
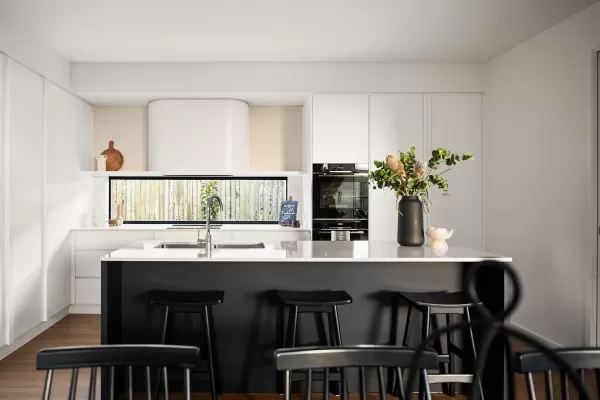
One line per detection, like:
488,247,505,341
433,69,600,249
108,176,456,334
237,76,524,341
148,99,249,175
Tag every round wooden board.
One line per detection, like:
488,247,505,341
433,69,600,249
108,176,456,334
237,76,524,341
100,140,124,171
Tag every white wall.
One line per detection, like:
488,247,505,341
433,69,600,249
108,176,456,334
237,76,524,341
94,106,147,170
0,13,71,89
72,62,485,104
249,106,302,172
484,1,600,346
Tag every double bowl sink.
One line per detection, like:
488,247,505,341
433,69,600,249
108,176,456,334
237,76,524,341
155,242,265,249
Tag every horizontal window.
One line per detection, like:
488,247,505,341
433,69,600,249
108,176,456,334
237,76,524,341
109,177,287,223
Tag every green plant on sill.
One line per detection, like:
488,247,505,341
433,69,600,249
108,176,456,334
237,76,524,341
200,180,220,220
369,146,473,212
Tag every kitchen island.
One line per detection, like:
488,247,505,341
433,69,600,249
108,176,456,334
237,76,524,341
101,240,511,398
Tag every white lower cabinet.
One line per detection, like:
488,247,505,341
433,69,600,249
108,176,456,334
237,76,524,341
75,279,101,305
75,250,108,278
231,230,310,243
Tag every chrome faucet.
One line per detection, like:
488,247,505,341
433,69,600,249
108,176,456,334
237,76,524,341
205,194,223,253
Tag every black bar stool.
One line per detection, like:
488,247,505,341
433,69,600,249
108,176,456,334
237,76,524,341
150,290,224,400
394,290,481,398
277,290,352,400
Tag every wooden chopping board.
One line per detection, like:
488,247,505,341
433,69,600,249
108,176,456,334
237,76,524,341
100,140,124,171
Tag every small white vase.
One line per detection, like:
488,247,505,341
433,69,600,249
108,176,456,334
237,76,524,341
426,227,454,250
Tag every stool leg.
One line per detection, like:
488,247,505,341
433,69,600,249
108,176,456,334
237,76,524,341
288,306,299,393
203,305,218,400
447,314,456,396
419,307,431,400
156,305,170,399
402,305,413,346
332,306,349,400
208,305,222,395
327,311,341,396
431,315,449,395
465,308,484,400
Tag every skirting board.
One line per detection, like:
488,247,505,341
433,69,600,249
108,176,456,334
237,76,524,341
69,304,101,314
0,306,69,361
511,321,562,348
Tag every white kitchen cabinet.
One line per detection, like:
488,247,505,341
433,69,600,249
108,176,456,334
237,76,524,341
7,60,44,341
230,230,310,243
148,99,249,174
44,82,93,318
153,230,233,242
428,94,482,249
75,279,101,305
369,94,425,241
75,250,109,278
312,95,369,163
74,231,153,250
0,54,6,346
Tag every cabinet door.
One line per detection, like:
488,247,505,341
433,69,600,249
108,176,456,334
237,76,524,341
369,94,425,241
45,82,93,318
0,54,6,346
312,95,369,163
8,61,44,340
428,94,482,249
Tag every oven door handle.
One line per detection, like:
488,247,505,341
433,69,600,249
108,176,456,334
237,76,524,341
349,231,365,234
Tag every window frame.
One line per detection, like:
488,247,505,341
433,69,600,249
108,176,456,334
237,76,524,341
109,175,288,225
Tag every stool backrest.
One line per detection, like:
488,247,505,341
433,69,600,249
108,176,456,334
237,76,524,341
515,348,600,400
274,345,438,400
36,344,200,400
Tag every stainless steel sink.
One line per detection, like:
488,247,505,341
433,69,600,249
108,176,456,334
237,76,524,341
214,243,265,249
155,242,207,249
154,242,265,249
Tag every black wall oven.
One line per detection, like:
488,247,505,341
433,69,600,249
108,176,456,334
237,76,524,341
312,163,369,241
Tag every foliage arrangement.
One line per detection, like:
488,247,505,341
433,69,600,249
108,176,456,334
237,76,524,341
200,180,220,220
369,146,473,212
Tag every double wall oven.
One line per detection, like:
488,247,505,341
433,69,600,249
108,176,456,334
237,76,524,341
312,163,369,241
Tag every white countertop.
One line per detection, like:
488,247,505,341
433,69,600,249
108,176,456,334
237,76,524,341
100,240,512,263
72,224,310,232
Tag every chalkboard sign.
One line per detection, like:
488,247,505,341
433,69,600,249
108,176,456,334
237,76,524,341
279,196,298,226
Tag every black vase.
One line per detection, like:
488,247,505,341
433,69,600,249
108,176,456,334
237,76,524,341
397,196,424,246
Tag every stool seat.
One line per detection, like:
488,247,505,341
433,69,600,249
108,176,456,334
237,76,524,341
277,290,352,306
150,290,224,306
398,291,477,308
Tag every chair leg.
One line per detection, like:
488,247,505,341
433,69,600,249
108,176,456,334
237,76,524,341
288,305,299,394
419,307,431,400
203,305,218,400
327,311,341,396
332,305,349,400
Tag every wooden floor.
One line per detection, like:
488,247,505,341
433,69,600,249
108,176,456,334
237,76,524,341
0,315,582,399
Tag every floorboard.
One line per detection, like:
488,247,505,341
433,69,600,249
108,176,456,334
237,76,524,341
0,315,589,399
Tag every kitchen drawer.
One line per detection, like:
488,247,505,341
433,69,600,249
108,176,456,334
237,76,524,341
153,230,233,242
74,231,153,249
231,231,310,243
75,278,101,305
75,250,109,278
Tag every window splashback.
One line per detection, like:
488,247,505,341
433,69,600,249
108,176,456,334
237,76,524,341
109,177,287,223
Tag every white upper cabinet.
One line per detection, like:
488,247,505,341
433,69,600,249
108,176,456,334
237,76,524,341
427,94,482,249
312,94,369,163
369,94,425,241
148,99,249,174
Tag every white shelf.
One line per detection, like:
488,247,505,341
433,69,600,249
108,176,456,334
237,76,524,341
81,171,309,177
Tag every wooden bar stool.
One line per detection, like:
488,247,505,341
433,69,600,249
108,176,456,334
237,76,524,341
150,290,224,400
277,290,352,400
395,290,482,398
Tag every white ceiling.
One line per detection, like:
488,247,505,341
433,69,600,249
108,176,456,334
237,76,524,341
0,0,596,63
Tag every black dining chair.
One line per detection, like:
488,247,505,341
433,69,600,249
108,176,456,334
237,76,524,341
36,344,200,400
274,345,439,400
515,348,600,400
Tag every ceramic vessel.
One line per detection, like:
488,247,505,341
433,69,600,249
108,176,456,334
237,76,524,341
426,227,454,249
95,155,107,171
397,196,424,246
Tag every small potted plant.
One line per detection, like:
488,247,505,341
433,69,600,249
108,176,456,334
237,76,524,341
369,146,472,246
